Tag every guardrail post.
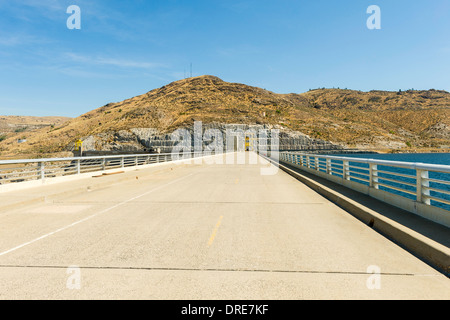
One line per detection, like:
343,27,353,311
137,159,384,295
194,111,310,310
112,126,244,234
416,169,431,205
102,158,106,171
326,158,331,175
422,171,430,205
315,156,319,171
121,157,125,168
370,164,378,189
37,162,45,180
77,159,81,175
343,160,349,180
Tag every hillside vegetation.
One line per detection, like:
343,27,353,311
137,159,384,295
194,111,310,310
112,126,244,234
0,75,448,158
0,116,71,157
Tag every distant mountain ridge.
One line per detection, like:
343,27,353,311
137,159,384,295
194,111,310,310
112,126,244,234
0,75,448,157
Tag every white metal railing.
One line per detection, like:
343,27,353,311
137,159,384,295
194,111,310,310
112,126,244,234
0,152,206,185
277,152,450,224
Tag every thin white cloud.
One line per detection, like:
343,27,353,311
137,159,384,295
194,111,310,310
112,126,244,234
0,36,22,47
219,0,256,14
3,0,64,11
216,44,261,57
65,53,166,69
96,57,163,69
0,33,52,47
0,0,66,22
57,67,119,79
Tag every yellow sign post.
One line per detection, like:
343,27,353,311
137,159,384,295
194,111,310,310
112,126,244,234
245,136,256,151
74,139,83,151
74,139,83,156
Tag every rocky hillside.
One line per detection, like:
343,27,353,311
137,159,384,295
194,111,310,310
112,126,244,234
0,75,448,158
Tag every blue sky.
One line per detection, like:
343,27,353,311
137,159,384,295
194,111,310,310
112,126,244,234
0,0,449,117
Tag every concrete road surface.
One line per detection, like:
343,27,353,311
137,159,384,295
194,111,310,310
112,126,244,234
0,153,449,299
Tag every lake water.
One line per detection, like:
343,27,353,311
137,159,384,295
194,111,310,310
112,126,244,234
333,152,450,166
325,152,450,211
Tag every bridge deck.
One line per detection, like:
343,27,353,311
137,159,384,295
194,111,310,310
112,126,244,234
0,153,448,299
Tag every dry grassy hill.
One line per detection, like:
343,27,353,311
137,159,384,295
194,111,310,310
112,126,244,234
0,116,70,133
0,116,71,157
0,75,448,158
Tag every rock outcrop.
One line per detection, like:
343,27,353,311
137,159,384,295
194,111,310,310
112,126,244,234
78,123,341,154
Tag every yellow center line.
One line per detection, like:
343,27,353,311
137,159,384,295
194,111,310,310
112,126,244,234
208,216,224,247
